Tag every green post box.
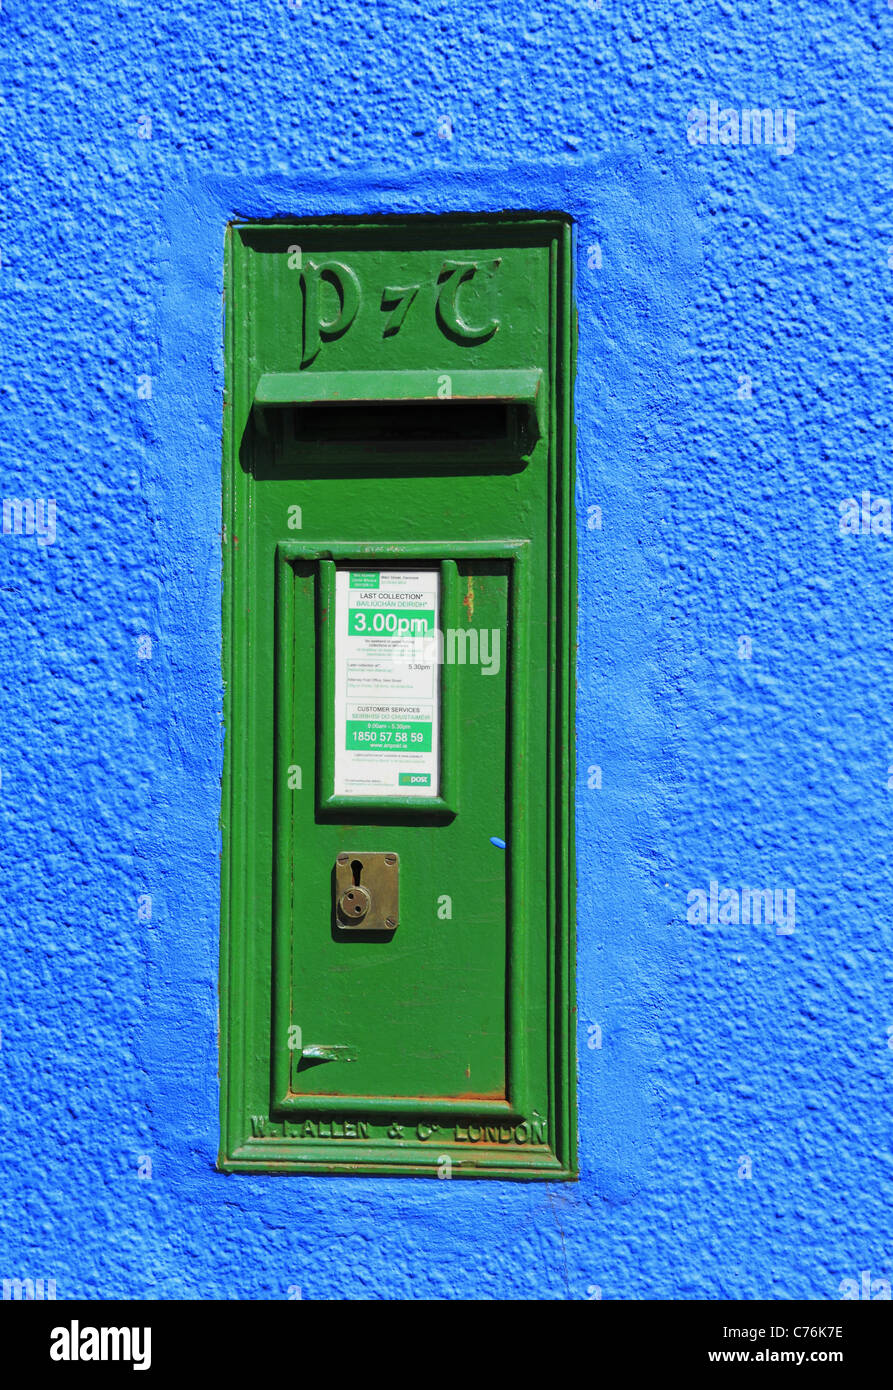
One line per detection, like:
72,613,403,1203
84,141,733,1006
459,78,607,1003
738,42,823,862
221,215,577,1179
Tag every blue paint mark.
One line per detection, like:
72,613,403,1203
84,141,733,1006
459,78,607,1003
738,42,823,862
490,837,507,850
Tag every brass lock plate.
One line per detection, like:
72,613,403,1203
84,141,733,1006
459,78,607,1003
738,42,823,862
334,852,399,932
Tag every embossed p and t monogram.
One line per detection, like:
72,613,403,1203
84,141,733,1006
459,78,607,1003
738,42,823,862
300,258,361,366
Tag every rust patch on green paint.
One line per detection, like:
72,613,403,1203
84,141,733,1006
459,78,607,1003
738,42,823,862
463,574,474,622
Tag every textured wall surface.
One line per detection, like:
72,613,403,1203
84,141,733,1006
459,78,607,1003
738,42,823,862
1,0,891,1299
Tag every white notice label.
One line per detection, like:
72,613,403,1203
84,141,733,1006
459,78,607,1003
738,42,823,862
333,567,440,799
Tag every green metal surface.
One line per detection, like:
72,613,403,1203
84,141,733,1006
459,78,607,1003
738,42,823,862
221,215,576,1179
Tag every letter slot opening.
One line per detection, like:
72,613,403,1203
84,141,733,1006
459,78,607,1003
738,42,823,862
252,367,543,460
287,400,528,448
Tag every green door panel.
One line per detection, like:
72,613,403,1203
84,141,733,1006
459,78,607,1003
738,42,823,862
288,561,509,1102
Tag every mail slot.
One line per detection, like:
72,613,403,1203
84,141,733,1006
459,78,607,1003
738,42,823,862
220,215,577,1179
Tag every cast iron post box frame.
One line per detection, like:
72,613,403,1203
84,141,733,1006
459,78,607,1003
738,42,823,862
220,214,577,1179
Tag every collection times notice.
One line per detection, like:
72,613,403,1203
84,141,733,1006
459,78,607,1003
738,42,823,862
333,568,440,799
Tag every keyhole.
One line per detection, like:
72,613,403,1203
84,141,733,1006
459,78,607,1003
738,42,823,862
344,861,368,915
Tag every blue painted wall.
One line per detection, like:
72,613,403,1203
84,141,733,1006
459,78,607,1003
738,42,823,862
2,0,891,1299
